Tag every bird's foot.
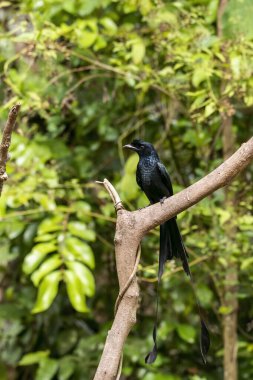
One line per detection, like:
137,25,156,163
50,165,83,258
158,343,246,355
160,197,167,205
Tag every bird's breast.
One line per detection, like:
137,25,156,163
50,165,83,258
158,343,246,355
137,158,157,187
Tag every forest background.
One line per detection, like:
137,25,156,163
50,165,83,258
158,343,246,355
0,0,253,379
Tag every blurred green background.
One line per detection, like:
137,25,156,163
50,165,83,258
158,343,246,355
0,0,253,379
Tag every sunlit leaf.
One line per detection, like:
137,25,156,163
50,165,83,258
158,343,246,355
64,270,88,312
38,216,64,235
65,237,95,269
32,271,61,313
100,17,117,35
23,243,57,275
241,257,253,270
19,351,50,366
78,31,97,48
35,358,58,380
35,233,57,243
68,221,96,241
132,38,145,65
218,306,233,315
176,324,196,343
66,261,95,297
31,255,62,287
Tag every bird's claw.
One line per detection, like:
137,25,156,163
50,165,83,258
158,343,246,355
160,197,167,205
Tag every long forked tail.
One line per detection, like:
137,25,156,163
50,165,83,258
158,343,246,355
145,218,210,365
159,218,190,277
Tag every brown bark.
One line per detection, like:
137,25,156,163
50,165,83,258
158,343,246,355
0,106,20,380
217,0,228,37
217,1,238,377
222,113,238,380
0,104,20,196
94,137,253,380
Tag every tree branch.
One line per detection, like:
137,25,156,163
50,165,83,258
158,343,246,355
94,137,253,380
0,104,20,196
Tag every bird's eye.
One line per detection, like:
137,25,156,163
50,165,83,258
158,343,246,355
140,145,144,149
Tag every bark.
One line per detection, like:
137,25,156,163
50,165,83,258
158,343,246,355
222,108,238,380
217,1,238,377
0,105,20,380
0,104,20,196
93,137,253,380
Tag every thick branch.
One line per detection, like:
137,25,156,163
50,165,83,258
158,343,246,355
0,104,20,196
94,136,253,380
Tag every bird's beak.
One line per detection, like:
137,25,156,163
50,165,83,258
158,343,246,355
123,144,138,152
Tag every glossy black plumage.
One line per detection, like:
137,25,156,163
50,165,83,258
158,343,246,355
123,139,210,364
125,139,190,278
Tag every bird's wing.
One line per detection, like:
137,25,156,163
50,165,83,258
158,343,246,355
136,166,144,191
157,162,173,195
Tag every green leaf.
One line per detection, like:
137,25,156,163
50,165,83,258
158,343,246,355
68,221,96,241
218,305,233,315
35,358,58,380
100,17,117,35
139,0,153,15
33,194,56,211
196,285,213,307
64,270,88,313
78,0,102,16
132,38,145,64
32,271,61,313
35,233,57,243
23,243,57,275
177,324,196,343
19,351,50,366
66,261,95,297
205,102,216,118
241,257,253,270
216,209,231,226
65,237,95,269
59,356,76,380
78,31,97,48
192,68,208,87
31,255,62,287
38,216,63,235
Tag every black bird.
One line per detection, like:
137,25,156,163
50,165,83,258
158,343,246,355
123,139,210,364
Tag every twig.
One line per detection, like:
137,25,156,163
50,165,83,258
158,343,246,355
96,179,124,211
0,104,20,196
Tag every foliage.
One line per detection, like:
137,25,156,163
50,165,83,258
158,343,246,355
0,0,252,379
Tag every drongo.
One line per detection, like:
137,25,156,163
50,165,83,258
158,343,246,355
124,139,210,364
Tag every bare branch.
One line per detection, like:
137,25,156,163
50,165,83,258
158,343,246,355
0,104,20,196
96,179,124,211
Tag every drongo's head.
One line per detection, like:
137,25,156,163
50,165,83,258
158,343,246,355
123,139,158,157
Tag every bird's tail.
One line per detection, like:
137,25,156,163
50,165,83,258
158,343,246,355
159,218,190,278
145,218,210,365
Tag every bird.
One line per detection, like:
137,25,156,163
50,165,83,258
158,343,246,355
123,139,210,364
